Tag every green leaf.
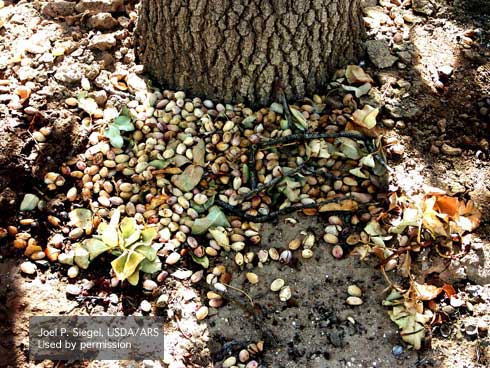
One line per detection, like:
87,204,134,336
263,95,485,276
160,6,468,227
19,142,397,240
389,208,421,234
120,217,140,246
190,252,209,269
140,258,162,274
127,268,140,286
191,206,230,234
192,195,215,214
171,165,204,192
336,137,361,160
111,250,146,281
111,252,128,279
141,227,157,245
104,124,124,148
83,238,111,260
290,107,308,131
133,244,157,262
74,245,90,269
241,115,257,128
69,208,92,229
148,159,169,169
20,193,40,211
101,224,120,248
112,115,134,132
209,228,230,251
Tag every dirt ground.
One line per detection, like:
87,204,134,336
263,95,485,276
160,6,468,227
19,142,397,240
1,0,490,367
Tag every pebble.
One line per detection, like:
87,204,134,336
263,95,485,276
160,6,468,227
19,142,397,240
332,245,343,259
346,296,363,306
143,279,158,291
246,272,259,284
288,238,301,250
270,278,285,292
441,143,462,156
392,345,404,358
66,284,82,296
196,306,209,320
347,285,362,297
301,249,314,259
20,261,37,275
222,357,237,368
165,252,181,264
140,300,152,312
323,233,338,244
239,349,250,363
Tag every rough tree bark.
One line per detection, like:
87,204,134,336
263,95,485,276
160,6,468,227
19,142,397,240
136,0,364,105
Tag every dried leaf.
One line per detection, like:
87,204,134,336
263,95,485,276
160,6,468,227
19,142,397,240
69,208,92,229
104,124,123,148
191,206,230,234
209,228,230,251
435,196,459,217
336,137,361,160
83,238,110,260
389,208,421,234
352,105,379,129
413,281,442,301
78,97,98,115
192,139,205,166
171,165,204,192
190,253,210,268
319,199,358,212
290,107,308,131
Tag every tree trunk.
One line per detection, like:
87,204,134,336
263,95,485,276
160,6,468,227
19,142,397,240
135,0,364,105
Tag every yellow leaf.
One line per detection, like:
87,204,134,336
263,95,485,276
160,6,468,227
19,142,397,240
352,105,378,129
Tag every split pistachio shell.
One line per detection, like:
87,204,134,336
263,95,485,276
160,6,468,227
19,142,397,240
279,285,292,301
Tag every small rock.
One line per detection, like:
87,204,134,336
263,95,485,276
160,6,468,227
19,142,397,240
222,357,237,368
430,144,440,154
412,0,436,16
66,284,82,296
347,285,362,297
346,296,363,305
108,293,118,304
87,13,119,30
143,279,157,291
55,64,84,84
392,345,404,358
140,300,152,312
365,40,398,69
438,65,454,78
270,278,285,292
42,1,76,17
25,32,52,54
90,33,117,51
75,0,124,14
196,306,209,320
20,261,37,275
441,143,462,156
156,294,169,308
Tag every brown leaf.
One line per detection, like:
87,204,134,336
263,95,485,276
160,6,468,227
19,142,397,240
352,105,379,129
413,281,442,301
435,196,459,217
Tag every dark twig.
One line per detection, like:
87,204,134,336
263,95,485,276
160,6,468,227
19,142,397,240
241,163,307,200
215,197,366,223
257,132,374,150
247,144,258,190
